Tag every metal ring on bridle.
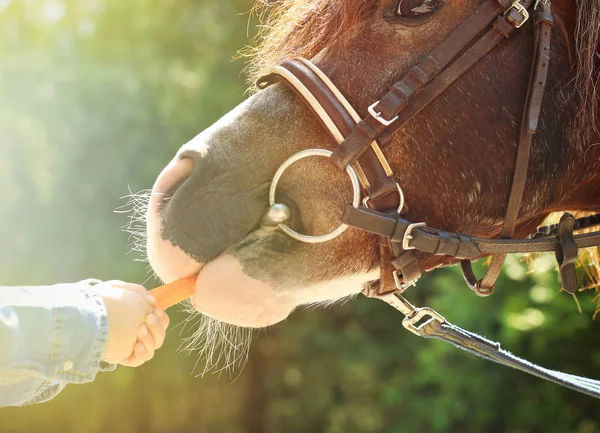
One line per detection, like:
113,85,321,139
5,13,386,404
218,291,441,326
362,182,405,214
269,149,361,243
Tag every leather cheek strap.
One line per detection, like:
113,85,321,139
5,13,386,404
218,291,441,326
460,3,553,295
556,213,579,294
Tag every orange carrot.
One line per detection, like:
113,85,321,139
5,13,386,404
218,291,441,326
149,276,196,310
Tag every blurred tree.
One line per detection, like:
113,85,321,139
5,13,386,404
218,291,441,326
1,0,599,432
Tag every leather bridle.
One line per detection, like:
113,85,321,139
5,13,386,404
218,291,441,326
257,0,600,398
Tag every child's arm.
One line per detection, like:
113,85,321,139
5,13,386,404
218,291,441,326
0,280,169,408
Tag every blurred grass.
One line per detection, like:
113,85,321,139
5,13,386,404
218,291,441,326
1,0,600,432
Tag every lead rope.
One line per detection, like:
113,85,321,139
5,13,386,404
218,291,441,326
364,288,600,399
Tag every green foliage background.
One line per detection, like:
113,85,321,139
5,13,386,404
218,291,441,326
1,0,599,431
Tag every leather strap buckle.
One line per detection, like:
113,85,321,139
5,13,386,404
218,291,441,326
368,101,399,126
506,0,530,28
402,222,427,250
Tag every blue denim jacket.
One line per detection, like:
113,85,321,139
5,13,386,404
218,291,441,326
0,281,115,407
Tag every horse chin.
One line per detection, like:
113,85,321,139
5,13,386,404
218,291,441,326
148,235,295,327
191,254,296,328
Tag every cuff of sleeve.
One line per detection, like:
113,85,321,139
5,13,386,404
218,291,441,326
47,286,110,383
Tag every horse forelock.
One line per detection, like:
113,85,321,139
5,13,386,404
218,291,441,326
243,0,378,86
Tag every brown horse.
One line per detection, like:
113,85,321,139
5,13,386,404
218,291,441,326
144,0,599,336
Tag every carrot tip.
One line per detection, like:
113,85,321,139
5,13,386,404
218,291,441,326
148,276,197,310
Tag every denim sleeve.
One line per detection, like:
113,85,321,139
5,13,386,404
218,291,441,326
0,282,113,407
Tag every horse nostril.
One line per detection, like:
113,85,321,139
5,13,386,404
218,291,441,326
152,157,195,199
165,173,189,197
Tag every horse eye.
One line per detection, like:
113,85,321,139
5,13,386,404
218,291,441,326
396,0,442,18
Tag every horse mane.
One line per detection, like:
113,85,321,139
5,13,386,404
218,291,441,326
563,0,600,304
572,0,600,137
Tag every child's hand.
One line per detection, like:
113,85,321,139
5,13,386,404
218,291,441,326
94,280,170,367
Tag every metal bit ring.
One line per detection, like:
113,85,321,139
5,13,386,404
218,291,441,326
269,149,361,243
